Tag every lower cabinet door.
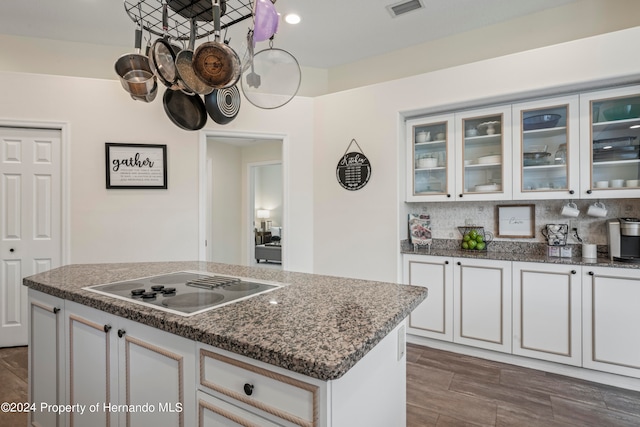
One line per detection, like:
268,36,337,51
29,290,65,427
583,267,640,378
198,391,281,427
65,301,119,427
403,254,453,341
453,258,512,353
117,317,196,427
512,262,581,366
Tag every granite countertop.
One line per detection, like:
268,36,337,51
401,240,640,269
23,262,427,381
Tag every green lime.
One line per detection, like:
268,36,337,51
462,242,469,250
468,240,477,249
469,230,478,239
463,234,471,242
477,242,486,251
476,235,484,243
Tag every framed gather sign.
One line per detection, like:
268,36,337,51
496,204,535,238
105,143,167,189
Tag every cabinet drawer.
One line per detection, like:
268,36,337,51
198,391,281,427
199,349,319,427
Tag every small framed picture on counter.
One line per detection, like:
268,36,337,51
105,143,167,189
496,204,535,238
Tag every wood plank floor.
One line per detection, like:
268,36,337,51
407,343,640,427
2,344,640,426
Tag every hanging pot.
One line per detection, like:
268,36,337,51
192,0,241,89
205,85,240,124
253,0,279,43
114,25,156,99
175,18,214,95
149,2,184,91
163,89,208,131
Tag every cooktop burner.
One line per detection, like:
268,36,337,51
83,271,282,316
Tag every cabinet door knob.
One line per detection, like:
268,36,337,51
588,271,594,276
9,248,14,253
243,383,254,396
571,270,576,274
457,261,462,266
569,190,575,195
459,194,463,198
118,329,126,338
103,325,112,333
444,260,449,265
587,190,592,194
53,307,60,314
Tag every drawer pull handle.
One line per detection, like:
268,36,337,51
243,383,254,396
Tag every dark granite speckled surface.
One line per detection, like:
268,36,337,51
23,261,427,381
401,239,640,268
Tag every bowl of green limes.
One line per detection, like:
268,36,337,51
458,226,493,251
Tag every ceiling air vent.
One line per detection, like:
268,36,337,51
386,0,424,17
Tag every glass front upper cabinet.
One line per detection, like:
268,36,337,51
455,105,512,200
512,95,580,200
580,86,640,198
406,114,454,201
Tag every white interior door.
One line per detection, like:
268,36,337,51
1,127,61,347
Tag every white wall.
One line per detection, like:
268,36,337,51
209,140,242,264
313,27,640,282
0,71,313,271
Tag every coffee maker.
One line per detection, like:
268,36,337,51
607,218,640,262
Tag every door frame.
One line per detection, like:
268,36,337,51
0,119,70,265
198,130,289,267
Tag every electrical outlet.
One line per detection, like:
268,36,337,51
569,219,578,232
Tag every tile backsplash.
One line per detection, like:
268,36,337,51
407,199,640,246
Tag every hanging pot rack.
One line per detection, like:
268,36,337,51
124,0,253,42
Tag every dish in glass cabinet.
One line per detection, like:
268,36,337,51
474,183,500,192
477,154,502,164
477,121,500,135
603,104,640,121
523,114,561,130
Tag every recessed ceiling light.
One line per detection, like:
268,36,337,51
284,13,301,24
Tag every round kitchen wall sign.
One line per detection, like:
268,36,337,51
336,139,372,191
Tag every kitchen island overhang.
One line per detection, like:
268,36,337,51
23,261,428,381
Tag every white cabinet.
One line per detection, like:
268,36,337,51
512,95,580,199
403,254,453,341
455,105,513,201
582,266,640,378
64,301,196,427
453,258,512,353
406,114,455,201
198,320,408,427
406,105,512,202
512,262,582,366
28,289,66,427
579,85,640,199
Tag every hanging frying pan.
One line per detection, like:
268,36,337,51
253,0,279,44
163,89,207,131
192,0,241,89
114,25,156,99
175,18,214,95
149,2,184,91
205,85,240,124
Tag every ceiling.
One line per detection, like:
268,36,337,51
1,0,577,69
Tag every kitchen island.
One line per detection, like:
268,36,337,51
24,261,427,427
